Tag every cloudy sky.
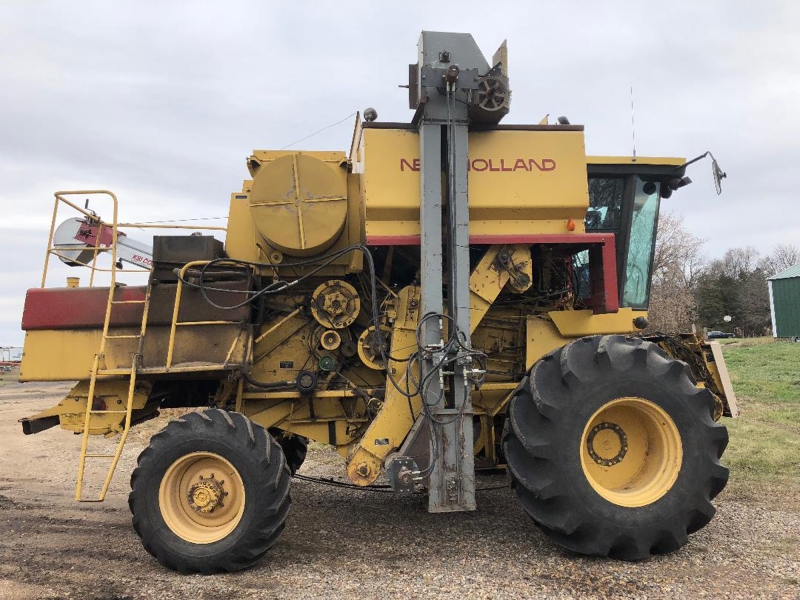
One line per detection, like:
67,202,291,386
1,1,798,349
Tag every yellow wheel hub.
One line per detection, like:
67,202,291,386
580,397,682,508
187,475,224,513
159,452,245,544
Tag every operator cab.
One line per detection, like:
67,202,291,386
581,158,687,312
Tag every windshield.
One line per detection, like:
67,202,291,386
585,175,661,310
622,179,660,309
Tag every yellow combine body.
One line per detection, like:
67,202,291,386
18,31,735,573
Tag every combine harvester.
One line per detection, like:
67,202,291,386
18,31,736,573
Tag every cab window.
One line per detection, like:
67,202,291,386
586,177,625,231
622,179,660,309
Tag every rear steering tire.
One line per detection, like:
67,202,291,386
129,409,291,573
503,335,729,560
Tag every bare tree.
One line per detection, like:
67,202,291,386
760,243,800,277
720,246,759,280
648,212,706,332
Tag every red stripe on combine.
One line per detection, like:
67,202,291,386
367,233,615,246
21,286,147,330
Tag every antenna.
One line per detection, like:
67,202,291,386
630,84,637,161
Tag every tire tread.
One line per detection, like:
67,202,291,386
504,335,730,561
129,409,291,574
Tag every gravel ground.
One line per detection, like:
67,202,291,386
0,382,798,599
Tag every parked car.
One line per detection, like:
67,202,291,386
707,330,735,339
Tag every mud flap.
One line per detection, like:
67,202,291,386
707,341,739,418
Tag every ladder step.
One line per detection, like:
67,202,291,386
75,252,152,504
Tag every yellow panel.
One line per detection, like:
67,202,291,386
357,128,421,240
526,311,651,367
548,308,643,337
526,317,571,368
346,172,364,272
358,127,589,239
243,396,364,451
468,130,588,232
225,193,259,263
708,341,739,418
20,330,97,381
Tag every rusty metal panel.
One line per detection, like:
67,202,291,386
20,325,248,382
22,282,251,331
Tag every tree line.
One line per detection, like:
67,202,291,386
646,213,798,337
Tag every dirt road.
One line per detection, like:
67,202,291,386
0,383,797,599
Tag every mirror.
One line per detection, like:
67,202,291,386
711,153,727,195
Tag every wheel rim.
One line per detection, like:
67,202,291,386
159,452,246,544
580,397,682,508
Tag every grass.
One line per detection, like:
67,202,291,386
721,339,800,484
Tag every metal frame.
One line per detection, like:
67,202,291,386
414,32,493,513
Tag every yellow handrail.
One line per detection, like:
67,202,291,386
166,260,240,368
42,190,123,289
41,190,228,289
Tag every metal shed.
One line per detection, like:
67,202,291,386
768,263,800,338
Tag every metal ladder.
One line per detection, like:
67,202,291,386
75,280,152,501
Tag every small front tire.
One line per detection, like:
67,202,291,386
129,409,291,573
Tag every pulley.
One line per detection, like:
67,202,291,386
310,280,360,329
357,326,391,370
319,329,341,351
469,75,510,123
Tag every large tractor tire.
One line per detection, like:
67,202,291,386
269,429,308,475
129,409,291,573
503,335,729,561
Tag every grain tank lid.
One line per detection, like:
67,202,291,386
248,153,348,257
